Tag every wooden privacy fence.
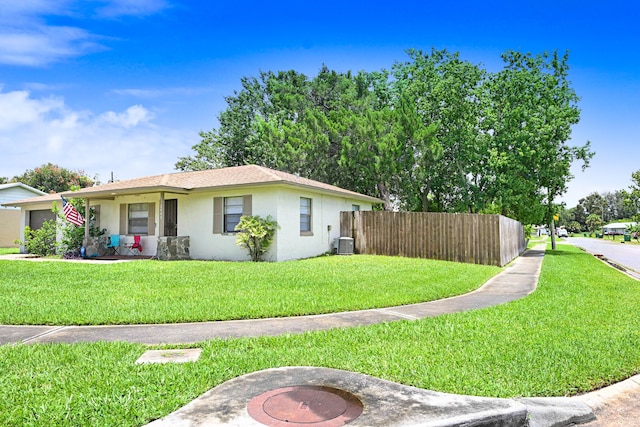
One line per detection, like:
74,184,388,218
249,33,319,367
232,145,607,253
340,211,526,266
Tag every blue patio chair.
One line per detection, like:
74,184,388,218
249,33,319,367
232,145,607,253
106,234,121,255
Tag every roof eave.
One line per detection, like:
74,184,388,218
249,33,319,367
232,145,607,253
61,186,191,199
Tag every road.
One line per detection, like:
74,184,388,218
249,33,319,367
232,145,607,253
567,237,640,277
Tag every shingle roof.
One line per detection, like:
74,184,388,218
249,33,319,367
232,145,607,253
602,222,637,229
0,182,47,195
3,165,381,206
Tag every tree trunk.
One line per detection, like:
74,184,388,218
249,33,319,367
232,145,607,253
377,182,393,211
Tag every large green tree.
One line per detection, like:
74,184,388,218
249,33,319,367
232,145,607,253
392,49,486,212
12,163,94,194
178,49,592,223
483,51,593,249
177,67,403,208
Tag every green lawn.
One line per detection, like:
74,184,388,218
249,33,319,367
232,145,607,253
0,247,19,255
0,256,499,325
1,245,640,427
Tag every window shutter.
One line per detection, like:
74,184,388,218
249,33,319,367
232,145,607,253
213,197,222,234
119,204,126,235
147,202,155,235
242,195,252,217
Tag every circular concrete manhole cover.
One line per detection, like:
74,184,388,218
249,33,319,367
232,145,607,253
247,385,363,426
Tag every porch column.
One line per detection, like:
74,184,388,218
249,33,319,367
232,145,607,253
84,198,90,244
159,192,165,237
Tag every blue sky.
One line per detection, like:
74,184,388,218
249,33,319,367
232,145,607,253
0,0,638,207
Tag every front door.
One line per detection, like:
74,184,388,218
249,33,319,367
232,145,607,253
164,199,178,236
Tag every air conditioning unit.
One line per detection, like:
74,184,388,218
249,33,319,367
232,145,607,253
334,237,354,255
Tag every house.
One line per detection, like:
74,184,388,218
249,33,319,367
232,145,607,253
3,165,380,261
602,222,637,235
0,183,47,247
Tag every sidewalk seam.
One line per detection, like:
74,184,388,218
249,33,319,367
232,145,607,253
374,309,419,320
21,326,70,344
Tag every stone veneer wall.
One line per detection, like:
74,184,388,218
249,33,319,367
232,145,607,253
157,236,190,261
84,236,110,257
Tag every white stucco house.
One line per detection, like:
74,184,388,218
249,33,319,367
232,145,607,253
602,222,637,235
4,165,380,261
0,183,47,247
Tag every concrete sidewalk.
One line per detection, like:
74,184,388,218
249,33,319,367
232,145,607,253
0,245,542,345
2,244,638,426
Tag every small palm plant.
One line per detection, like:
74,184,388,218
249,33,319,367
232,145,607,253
235,215,279,261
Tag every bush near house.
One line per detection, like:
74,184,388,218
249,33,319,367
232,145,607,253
20,222,58,256
235,215,279,262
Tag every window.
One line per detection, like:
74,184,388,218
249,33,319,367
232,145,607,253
120,203,155,235
224,196,243,232
352,204,360,211
300,197,312,234
213,195,252,234
128,203,149,235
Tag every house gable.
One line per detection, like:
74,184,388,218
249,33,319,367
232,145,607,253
0,183,47,210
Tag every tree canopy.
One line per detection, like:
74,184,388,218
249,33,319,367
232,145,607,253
177,48,593,225
9,163,94,194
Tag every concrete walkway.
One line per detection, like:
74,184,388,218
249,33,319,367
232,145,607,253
0,245,542,345
2,244,639,426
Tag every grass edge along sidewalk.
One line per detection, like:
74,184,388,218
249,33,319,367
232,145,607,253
2,244,640,426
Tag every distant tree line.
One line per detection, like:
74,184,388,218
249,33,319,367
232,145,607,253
559,170,640,232
177,48,593,226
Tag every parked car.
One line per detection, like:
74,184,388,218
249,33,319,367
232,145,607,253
557,228,568,238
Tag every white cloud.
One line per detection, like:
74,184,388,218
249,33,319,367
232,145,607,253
94,0,171,18
0,89,195,183
0,25,101,66
99,105,154,128
0,0,170,66
0,89,66,130
0,0,75,17
111,86,215,98
0,0,100,67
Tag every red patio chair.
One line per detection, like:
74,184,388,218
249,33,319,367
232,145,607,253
125,235,142,255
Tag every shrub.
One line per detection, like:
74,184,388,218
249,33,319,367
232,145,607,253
20,221,58,256
235,215,279,261
524,224,534,240
55,199,106,257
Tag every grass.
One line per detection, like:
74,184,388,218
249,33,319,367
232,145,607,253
0,247,19,255
0,256,499,325
1,245,640,426
527,235,547,248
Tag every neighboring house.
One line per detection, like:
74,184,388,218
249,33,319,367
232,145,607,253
4,165,380,261
0,183,47,247
602,222,637,235
534,225,549,236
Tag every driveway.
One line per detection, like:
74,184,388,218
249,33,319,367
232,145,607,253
567,237,640,276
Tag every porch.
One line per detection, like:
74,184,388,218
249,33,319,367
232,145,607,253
84,235,190,261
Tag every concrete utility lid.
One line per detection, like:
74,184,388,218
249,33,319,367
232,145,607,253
247,385,363,426
143,366,595,427
135,349,202,364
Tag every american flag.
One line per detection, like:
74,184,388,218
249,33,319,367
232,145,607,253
61,196,85,226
